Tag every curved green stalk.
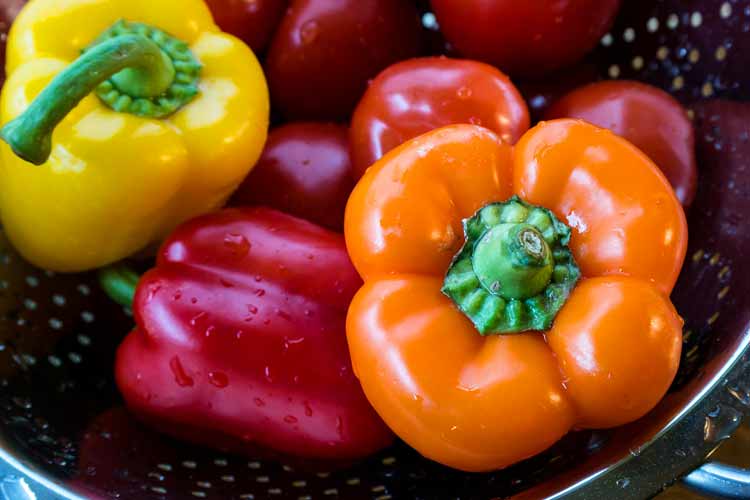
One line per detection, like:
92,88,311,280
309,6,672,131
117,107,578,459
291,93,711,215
0,20,201,165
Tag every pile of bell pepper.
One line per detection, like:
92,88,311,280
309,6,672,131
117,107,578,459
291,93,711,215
0,0,697,473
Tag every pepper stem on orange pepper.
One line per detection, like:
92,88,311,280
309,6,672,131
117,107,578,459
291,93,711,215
442,196,580,334
0,20,201,165
473,223,554,299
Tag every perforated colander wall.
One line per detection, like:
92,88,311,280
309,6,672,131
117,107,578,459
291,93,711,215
0,1,747,499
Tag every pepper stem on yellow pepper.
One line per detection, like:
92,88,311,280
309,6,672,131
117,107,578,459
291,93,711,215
442,196,580,334
0,20,201,165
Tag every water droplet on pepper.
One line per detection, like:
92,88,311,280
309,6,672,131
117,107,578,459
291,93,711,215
208,371,228,388
456,86,472,99
169,356,194,387
300,20,320,45
223,233,251,257
190,311,207,326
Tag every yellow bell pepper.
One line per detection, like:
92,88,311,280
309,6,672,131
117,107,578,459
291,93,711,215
0,0,269,272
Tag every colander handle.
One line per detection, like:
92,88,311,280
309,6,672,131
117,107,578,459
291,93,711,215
683,461,750,499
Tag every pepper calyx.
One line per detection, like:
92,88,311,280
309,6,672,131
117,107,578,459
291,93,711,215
441,196,580,335
0,20,201,165
88,20,202,118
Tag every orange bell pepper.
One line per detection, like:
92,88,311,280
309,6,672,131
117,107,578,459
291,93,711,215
345,120,687,472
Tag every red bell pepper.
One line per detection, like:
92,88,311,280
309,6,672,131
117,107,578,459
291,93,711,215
115,207,393,459
232,122,355,231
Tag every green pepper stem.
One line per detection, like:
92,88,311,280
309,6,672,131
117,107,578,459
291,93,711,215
472,223,554,300
442,196,580,335
0,34,175,165
98,264,140,308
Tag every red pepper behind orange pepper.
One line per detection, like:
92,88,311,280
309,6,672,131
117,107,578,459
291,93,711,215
545,80,697,207
350,57,529,179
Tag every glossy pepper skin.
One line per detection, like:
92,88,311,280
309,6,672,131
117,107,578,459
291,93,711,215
345,121,687,471
232,122,354,231
116,207,393,459
265,0,423,121
350,57,529,179
0,0,269,272
0,0,25,85
545,80,697,207
430,0,621,77
205,0,288,54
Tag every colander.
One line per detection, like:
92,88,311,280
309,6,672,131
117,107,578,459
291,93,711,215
0,0,748,499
